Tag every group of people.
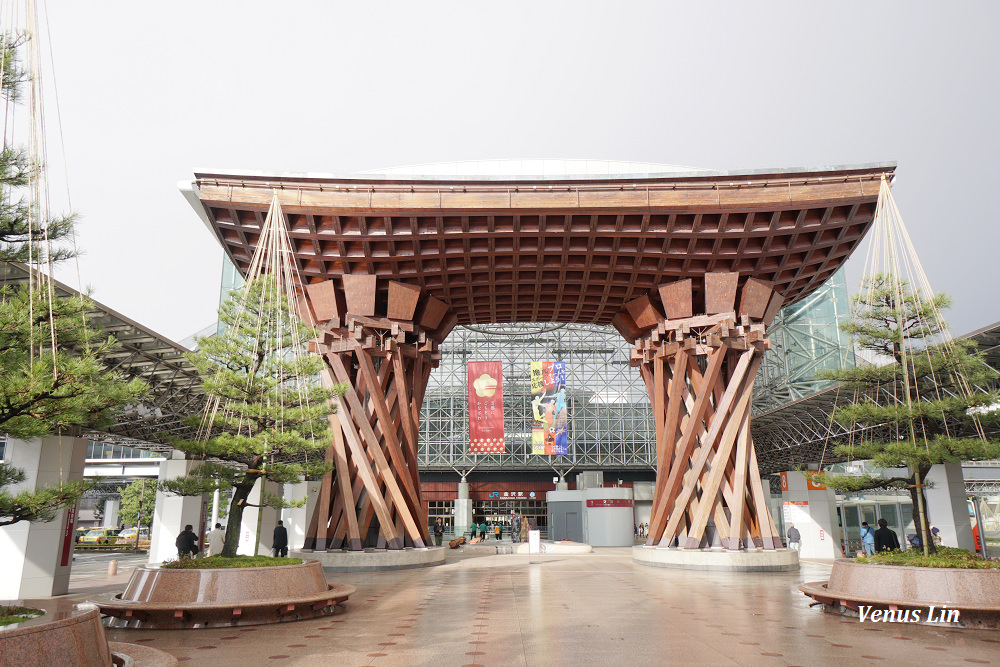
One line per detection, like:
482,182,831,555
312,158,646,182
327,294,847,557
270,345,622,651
634,523,649,538
470,519,504,541
785,519,945,555
174,520,289,559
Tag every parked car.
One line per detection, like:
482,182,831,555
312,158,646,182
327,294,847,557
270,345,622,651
81,527,121,544
75,527,92,543
116,527,150,545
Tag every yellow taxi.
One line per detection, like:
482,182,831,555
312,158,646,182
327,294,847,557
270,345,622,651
80,527,120,544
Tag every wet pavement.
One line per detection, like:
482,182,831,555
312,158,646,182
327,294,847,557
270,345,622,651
57,549,1000,666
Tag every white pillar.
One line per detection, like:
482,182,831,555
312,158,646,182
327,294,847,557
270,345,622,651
925,463,974,551
454,479,473,534
210,488,220,531
103,497,121,528
282,480,321,551
238,478,281,556
780,471,842,559
0,435,87,599
148,453,203,564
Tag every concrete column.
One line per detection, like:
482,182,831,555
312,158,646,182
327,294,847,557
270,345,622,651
780,471,842,559
282,480,321,551
555,474,569,491
632,481,653,532
924,463,974,551
0,435,87,599
210,488,220,531
581,487,634,546
148,453,203,564
238,478,282,556
102,497,121,528
454,480,473,534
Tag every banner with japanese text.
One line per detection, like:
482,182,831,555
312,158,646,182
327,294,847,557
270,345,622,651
530,361,568,455
468,361,504,453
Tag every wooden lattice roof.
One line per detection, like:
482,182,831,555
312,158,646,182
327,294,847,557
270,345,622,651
188,163,895,327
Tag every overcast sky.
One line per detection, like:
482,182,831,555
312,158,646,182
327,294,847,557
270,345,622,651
33,2,1000,342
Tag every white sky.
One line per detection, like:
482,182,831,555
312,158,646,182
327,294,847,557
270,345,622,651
31,1,1000,342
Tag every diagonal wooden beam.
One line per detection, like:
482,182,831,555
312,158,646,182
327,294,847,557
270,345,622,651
647,344,728,544
683,368,757,549
725,403,753,549
661,348,756,544
328,352,426,548
333,393,400,547
353,343,427,541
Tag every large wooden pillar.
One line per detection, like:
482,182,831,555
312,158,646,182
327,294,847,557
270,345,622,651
615,273,784,551
298,276,456,551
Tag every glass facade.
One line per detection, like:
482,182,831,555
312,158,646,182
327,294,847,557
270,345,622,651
754,268,855,415
419,323,655,471
86,441,162,460
417,273,855,473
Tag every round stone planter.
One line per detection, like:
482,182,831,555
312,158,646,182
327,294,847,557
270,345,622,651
0,600,175,666
633,545,799,571
296,546,446,572
800,560,1000,629
92,559,355,629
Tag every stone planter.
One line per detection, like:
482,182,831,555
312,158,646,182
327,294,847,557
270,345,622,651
800,560,1000,629
92,559,355,629
0,600,175,666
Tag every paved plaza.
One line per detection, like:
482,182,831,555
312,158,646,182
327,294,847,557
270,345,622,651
57,549,1000,666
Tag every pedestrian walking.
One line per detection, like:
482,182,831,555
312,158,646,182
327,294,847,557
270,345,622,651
434,518,444,547
272,520,289,557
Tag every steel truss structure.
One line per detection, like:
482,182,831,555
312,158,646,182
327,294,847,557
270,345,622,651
752,320,1000,478
0,262,204,453
419,322,654,472
753,268,853,415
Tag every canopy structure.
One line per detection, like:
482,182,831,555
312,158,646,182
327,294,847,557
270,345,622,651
186,162,894,333
0,262,204,451
184,161,896,552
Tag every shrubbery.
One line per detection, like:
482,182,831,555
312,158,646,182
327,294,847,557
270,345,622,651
856,546,1000,569
0,605,43,626
160,555,302,570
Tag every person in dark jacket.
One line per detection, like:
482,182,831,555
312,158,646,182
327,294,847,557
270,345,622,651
273,520,289,557
176,524,199,558
433,519,445,547
873,518,900,552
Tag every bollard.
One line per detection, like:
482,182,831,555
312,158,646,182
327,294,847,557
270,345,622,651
108,559,118,577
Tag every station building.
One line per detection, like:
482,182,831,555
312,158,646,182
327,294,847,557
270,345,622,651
3,160,999,597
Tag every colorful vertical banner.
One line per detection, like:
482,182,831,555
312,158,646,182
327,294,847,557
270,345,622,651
531,361,569,455
468,361,505,453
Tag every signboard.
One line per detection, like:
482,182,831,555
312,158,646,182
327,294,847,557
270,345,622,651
806,476,827,491
528,529,541,563
468,361,504,453
60,505,78,567
782,500,810,529
530,361,568,455
483,490,538,500
586,499,634,508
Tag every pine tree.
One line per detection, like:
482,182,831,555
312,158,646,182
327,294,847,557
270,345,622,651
813,273,1000,555
1,34,74,263
0,463,91,526
0,34,147,526
161,277,342,558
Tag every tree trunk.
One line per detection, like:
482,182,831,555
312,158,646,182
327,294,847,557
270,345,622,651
220,474,260,558
908,466,936,556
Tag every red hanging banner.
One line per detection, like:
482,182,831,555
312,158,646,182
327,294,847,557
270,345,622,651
468,360,504,453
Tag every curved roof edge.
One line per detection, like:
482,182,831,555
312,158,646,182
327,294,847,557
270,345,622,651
190,161,897,184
